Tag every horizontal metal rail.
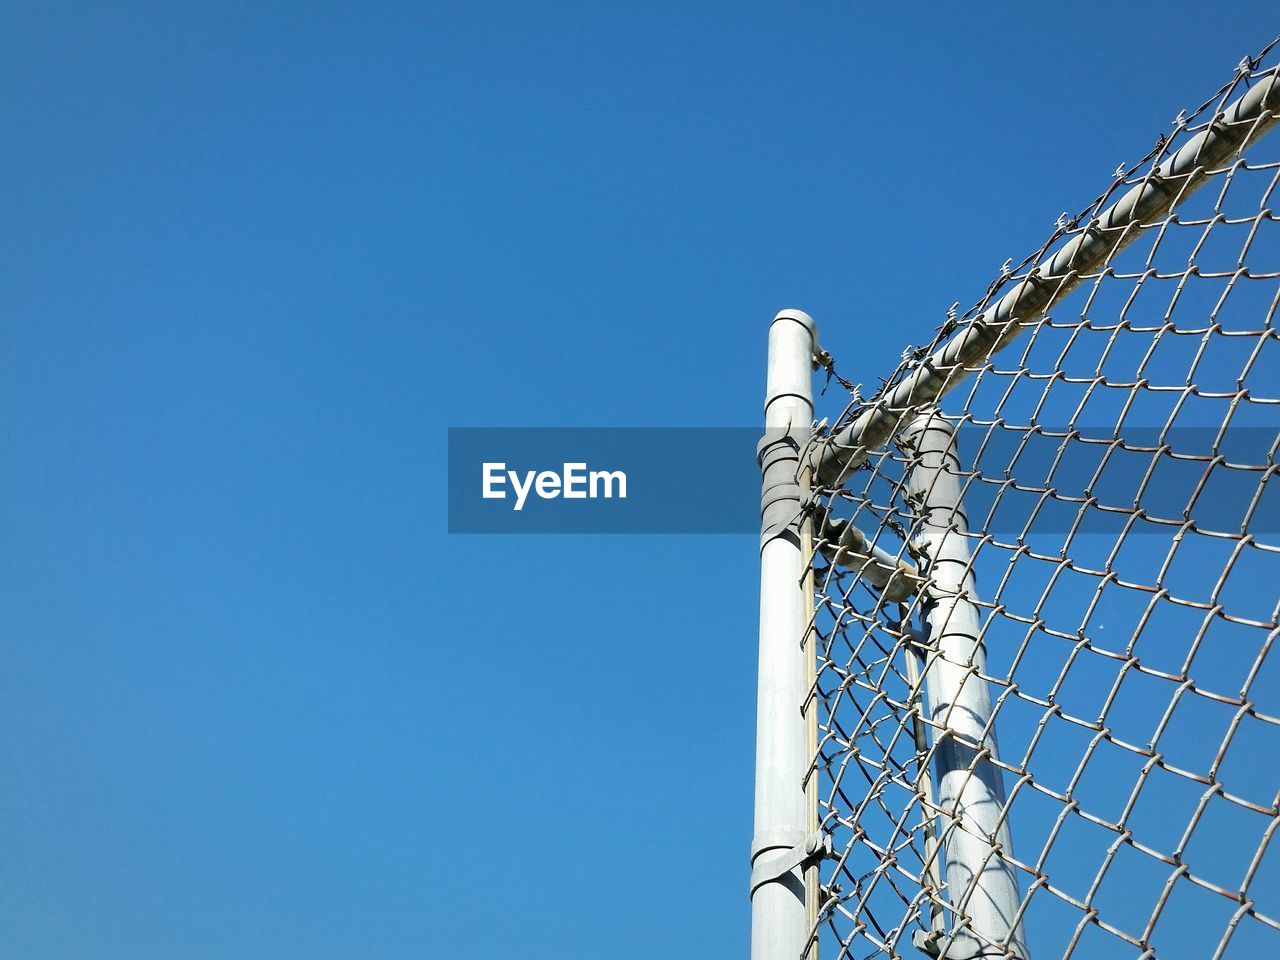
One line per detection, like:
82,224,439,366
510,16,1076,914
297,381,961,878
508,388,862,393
815,516,921,601
814,66,1280,486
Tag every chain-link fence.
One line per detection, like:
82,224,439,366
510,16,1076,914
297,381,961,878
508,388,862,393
800,41,1280,960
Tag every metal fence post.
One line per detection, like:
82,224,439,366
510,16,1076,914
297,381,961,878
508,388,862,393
752,308,820,960
902,406,1028,960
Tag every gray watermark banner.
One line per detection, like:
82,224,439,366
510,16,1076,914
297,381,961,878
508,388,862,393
447,427,1280,534
448,428,758,533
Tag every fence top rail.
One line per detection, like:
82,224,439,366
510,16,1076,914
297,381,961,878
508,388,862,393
812,50,1280,488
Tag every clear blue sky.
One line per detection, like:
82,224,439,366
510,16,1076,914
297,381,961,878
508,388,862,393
2,3,1276,958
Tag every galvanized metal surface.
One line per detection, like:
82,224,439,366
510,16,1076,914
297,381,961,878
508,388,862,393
800,41,1280,960
901,408,1027,960
753,308,820,960
814,57,1280,488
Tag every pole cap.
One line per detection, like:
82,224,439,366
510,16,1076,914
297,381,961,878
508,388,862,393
772,308,818,347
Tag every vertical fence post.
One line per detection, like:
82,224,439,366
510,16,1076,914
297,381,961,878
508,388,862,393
901,406,1028,960
752,308,819,960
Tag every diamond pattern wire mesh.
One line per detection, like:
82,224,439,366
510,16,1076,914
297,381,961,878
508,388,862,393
809,43,1280,960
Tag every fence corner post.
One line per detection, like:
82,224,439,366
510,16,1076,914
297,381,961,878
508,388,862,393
752,308,820,960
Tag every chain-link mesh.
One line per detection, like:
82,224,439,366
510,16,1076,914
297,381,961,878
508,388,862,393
809,43,1280,960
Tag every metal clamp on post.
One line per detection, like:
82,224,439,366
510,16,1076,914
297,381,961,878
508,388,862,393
757,430,806,549
749,830,834,899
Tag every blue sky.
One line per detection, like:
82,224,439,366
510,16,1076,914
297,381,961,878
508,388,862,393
2,3,1277,958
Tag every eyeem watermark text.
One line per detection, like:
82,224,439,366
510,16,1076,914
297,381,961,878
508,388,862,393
482,462,627,511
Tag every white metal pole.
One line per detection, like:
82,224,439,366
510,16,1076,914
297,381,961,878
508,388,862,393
752,308,819,960
902,407,1028,960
